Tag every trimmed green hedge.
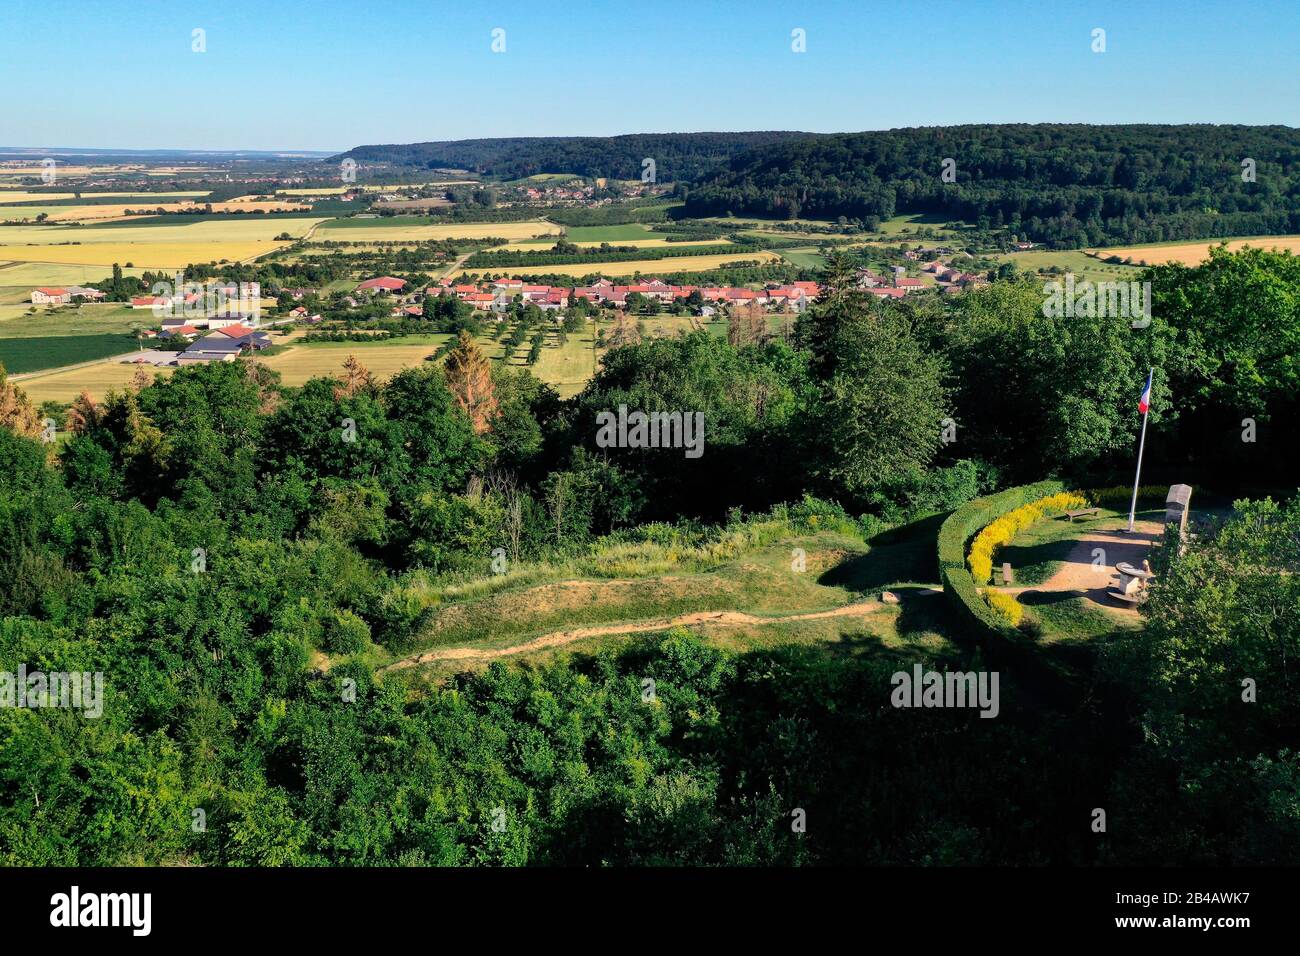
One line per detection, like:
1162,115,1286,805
938,481,1067,640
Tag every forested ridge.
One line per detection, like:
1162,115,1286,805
337,132,821,182
680,124,1300,246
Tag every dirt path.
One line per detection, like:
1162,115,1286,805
996,520,1162,615
378,590,941,672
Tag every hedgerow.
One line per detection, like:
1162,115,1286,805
937,481,1067,640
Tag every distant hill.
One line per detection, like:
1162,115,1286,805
680,124,1300,247
335,132,822,183
0,147,333,160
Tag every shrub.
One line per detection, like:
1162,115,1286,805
937,480,1067,640
788,495,859,535
322,608,371,654
983,589,1024,627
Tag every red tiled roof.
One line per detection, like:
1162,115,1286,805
357,276,406,290
35,287,67,296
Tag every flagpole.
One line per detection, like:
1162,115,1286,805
1127,367,1153,532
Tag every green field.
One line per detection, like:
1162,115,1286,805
506,173,582,185
778,247,826,269
315,215,441,230
562,224,660,242
0,302,151,336
0,262,146,287
0,333,134,373
0,300,167,375
993,248,1143,282
875,213,963,236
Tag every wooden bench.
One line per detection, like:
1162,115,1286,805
1063,507,1101,522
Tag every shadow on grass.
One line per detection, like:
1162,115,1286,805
818,512,947,592
999,536,1078,587
823,629,932,664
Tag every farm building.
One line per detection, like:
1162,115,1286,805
30,286,105,304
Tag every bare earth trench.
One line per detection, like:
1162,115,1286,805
378,589,943,672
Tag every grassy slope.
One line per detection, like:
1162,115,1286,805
370,517,955,681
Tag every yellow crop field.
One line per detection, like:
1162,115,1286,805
193,201,308,213
0,165,148,178
1,206,112,222
87,191,212,199
2,201,309,223
13,360,176,405
318,220,561,242
0,192,78,204
259,342,445,384
452,251,779,278
0,217,325,268
0,217,324,245
277,187,351,196
0,191,209,204
1094,235,1300,266
0,241,288,268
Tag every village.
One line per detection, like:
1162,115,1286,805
18,252,999,371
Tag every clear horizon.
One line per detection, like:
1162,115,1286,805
2,0,1297,152
5,120,1300,160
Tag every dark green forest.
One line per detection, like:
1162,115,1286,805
680,124,1300,247
341,125,1300,248
0,247,1296,865
337,132,821,182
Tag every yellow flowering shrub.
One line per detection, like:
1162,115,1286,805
966,491,1089,584
983,589,1024,627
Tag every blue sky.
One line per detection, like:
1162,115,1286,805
2,0,1296,151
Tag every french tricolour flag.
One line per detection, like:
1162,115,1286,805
1138,371,1153,415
